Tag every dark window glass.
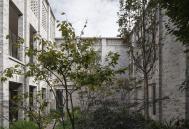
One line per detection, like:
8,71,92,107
9,2,22,60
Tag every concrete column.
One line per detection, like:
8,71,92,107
2,81,9,128
23,0,30,121
0,0,4,125
2,0,10,127
101,38,107,64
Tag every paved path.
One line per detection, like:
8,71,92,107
45,121,56,129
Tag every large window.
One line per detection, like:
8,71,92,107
9,2,22,60
9,82,22,123
29,25,37,63
29,86,36,108
29,86,35,121
151,83,156,115
56,90,63,109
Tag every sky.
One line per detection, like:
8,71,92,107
48,0,120,37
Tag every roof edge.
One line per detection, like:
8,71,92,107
55,37,123,40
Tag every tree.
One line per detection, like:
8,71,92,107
159,0,189,44
8,92,53,129
118,0,158,120
1,18,124,129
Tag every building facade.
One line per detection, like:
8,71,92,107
129,9,189,121
55,37,129,109
0,0,56,127
1,0,188,127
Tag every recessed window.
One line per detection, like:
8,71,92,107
29,25,37,64
56,90,63,109
9,82,22,123
42,88,46,100
29,86,36,107
9,2,22,60
152,83,156,115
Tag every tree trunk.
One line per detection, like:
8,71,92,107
144,72,149,120
63,76,75,129
70,93,75,128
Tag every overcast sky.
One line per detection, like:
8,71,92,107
48,0,120,37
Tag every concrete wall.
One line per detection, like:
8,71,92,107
0,0,56,127
55,37,129,108
130,9,188,121
154,13,186,121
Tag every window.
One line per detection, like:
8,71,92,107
9,2,22,60
151,83,156,115
42,88,46,100
29,86,36,107
29,86,35,120
56,90,63,109
29,25,37,63
9,82,22,122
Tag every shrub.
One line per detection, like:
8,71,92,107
10,120,38,129
171,119,189,129
75,106,147,129
75,105,189,129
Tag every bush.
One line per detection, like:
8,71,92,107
55,120,72,129
55,107,82,129
75,106,147,129
52,105,189,129
10,120,38,129
146,119,189,129
75,105,189,129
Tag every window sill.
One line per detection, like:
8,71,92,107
8,56,25,66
